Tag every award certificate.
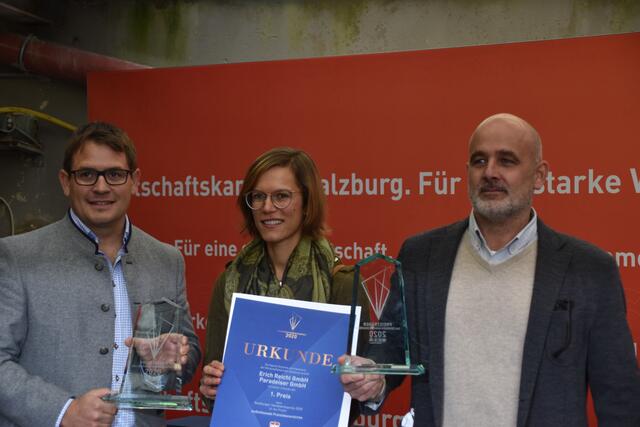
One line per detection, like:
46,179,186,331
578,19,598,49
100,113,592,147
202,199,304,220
210,293,360,427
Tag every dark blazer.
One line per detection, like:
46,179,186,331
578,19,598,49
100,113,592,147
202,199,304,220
388,218,640,427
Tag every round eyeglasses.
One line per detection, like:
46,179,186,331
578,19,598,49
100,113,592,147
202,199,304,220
70,168,131,186
245,190,301,210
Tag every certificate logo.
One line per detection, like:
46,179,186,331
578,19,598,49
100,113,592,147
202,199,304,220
289,313,302,330
279,312,307,340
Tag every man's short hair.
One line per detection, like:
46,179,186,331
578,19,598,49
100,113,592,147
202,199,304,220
238,147,327,240
63,122,137,172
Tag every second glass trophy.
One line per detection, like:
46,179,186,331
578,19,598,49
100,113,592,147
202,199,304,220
333,253,425,375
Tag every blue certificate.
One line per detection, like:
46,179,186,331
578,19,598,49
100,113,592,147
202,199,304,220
210,294,360,427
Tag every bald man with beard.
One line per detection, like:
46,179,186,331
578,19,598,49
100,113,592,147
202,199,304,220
340,113,640,427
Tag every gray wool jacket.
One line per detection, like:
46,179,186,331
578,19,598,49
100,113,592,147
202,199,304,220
0,215,201,427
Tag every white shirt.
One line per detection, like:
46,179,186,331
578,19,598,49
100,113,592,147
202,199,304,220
468,208,538,265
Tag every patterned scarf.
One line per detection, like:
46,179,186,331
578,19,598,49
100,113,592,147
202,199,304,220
223,236,336,314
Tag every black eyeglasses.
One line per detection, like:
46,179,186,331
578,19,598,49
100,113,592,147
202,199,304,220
245,190,301,210
70,168,131,186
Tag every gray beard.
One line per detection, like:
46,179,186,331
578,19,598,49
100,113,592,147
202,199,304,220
470,191,532,222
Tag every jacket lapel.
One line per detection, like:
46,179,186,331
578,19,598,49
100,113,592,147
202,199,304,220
427,220,468,427
517,220,572,427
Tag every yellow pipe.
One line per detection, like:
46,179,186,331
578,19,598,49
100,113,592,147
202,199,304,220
0,106,77,131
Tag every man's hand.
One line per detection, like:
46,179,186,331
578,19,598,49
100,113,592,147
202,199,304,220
199,360,225,400
61,388,117,427
125,333,190,374
338,355,386,402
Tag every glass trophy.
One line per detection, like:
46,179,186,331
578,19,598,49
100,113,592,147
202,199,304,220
103,297,193,410
332,253,425,375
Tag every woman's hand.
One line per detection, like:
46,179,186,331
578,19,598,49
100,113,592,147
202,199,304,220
199,360,225,399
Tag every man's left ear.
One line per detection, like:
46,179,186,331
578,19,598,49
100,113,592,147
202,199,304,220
534,161,549,190
131,169,141,194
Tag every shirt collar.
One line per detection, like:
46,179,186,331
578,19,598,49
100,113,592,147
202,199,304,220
468,208,538,257
68,208,131,254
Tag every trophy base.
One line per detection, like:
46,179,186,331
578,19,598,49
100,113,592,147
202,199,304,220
331,362,425,376
102,392,193,410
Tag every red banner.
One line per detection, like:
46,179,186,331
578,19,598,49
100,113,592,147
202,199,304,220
88,33,640,426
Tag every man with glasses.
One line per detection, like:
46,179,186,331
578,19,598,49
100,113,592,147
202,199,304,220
0,122,201,427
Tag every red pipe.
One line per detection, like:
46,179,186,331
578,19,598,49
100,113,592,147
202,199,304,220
0,32,150,84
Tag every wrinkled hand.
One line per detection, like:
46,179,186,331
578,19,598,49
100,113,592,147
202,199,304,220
61,388,116,427
338,355,386,402
199,360,225,399
125,333,189,374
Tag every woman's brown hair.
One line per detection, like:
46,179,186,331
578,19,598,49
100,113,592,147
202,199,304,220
238,147,327,240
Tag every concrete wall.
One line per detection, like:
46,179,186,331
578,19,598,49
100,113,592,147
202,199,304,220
38,0,640,66
0,78,85,235
1,0,639,235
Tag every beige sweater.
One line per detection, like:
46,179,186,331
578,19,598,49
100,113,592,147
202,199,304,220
443,233,537,427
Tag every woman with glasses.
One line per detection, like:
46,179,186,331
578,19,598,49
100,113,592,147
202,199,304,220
199,147,356,407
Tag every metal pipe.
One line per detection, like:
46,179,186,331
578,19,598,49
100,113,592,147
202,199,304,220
0,32,150,84
0,107,77,131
